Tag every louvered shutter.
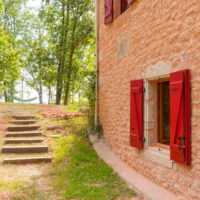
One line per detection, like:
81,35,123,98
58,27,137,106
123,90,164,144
170,70,191,165
128,0,134,4
105,0,113,24
130,80,144,149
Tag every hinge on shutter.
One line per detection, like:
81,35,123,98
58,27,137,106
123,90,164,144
143,88,146,93
178,136,185,150
143,137,146,142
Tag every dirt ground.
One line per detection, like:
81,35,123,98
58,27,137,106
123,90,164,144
0,103,140,200
38,104,83,119
0,103,81,199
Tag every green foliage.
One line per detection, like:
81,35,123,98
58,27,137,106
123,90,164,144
0,0,95,107
0,0,26,101
0,179,27,193
0,105,136,199
11,181,49,200
0,27,21,88
53,130,135,200
41,0,95,105
48,115,135,200
52,135,75,162
61,104,80,112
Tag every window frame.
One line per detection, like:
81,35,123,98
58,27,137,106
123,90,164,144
156,78,170,147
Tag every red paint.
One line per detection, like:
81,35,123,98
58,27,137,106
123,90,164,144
105,0,113,25
121,0,129,13
170,70,191,166
130,80,144,149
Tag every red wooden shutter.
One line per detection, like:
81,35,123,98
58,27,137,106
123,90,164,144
170,70,191,165
130,80,144,149
128,0,134,4
105,0,113,25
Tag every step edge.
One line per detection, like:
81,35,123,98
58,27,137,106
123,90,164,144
4,156,52,161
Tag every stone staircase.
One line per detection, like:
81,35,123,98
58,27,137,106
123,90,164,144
2,115,52,164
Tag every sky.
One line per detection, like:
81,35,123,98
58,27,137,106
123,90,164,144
27,0,41,9
14,0,49,105
0,0,50,104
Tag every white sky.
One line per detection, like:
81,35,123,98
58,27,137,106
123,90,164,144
0,0,50,104
27,0,41,9
15,0,48,104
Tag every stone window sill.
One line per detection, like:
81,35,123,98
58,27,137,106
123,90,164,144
141,146,173,168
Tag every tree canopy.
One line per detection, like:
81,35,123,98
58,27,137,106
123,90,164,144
0,0,95,105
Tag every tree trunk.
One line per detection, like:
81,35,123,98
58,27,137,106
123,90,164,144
64,18,77,105
48,85,51,105
39,81,43,104
56,62,63,105
64,46,75,105
4,90,8,102
3,81,8,102
64,74,70,105
55,3,70,105
9,81,15,102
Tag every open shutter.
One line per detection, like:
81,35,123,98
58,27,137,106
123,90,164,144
130,80,144,149
170,70,191,165
105,0,113,25
128,0,134,4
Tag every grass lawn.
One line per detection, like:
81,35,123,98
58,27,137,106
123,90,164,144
0,103,136,200
51,117,136,200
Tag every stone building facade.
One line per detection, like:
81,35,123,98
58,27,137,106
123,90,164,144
96,0,200,199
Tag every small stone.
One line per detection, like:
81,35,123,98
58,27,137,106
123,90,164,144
51,134,61,138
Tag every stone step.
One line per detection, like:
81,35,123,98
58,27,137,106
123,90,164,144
5,131,42,137
2,146,48,153
3,156,52,164
9,120,38,125
7,125,40,132
12,115,35,120
4,138,44,144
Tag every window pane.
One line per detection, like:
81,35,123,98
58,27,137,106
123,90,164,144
162,82,170,142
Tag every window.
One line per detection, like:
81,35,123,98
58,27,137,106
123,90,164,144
157,79,170,146
105,0,135,23
130,70,191,166
121,0,129,14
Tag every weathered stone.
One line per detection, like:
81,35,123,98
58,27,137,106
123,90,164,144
2,146,48,153
7,125,40,132
4,157,52,164
5,131,42,137
12,115,35,120
97,0,200,198
4,138,44,144
9,120,38,125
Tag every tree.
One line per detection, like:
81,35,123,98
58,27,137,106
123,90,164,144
0,2,21,101
0,0,95,106
23,14,49,104
0,0,26,102
63,0,94,105
42,0,94,105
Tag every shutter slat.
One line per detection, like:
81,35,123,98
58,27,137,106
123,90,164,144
105,0,113,24
130,80,143,149
170,70,191,166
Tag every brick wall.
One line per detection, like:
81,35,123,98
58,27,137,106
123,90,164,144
97,0,200,199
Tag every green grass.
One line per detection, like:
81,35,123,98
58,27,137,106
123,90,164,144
3,104,136,200
51,117,136,200
52,135,76,162
0,179,27,193
11,182,49,200
61,104,80,112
